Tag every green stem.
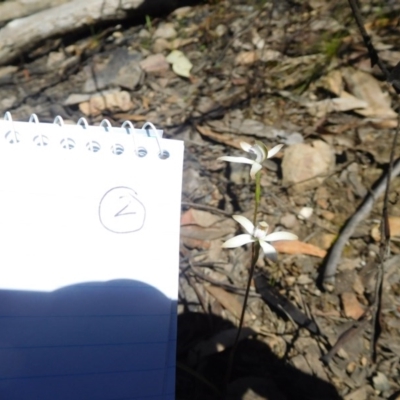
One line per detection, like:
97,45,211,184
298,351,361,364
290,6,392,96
253,171,261,226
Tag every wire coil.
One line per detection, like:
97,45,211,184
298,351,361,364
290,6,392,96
2,113,169,159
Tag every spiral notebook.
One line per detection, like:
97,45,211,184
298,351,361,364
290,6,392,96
0,114,184,400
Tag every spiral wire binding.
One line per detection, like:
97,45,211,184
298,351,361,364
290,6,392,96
142,121,169,159
29,113,48,147
4,111,19,144
2,113,169,159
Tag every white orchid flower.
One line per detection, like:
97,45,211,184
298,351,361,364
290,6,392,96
218,141,283,179
223,215,297,261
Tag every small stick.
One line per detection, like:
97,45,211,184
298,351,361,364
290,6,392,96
321,310,371,365
321,157,400,284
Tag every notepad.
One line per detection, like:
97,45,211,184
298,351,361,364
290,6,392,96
0,114,184,400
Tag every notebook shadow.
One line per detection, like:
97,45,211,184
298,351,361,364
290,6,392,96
0,280,176,400
177,312,342,400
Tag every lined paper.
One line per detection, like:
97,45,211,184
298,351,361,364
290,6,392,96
0,120,183,399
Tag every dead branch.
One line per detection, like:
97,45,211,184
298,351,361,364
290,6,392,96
0,0,146,66
321,158,400,285
0,0,70,23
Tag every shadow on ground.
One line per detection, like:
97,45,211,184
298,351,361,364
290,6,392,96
177,312,341,400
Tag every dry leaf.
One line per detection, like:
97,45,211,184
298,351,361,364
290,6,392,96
306,97,368,118
320,68,397,123
205,285,252,322
166,50,192,78
79,90,133,117
196,125,248,149
341,292,365,320
181,208,223,228
112,113,147,122
273,240,327,258
235,51,258,65
180,209,235,248
343,68,397,120
371,216,400,241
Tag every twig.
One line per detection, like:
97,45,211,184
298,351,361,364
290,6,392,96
329,0,400,367
371,109,400,361
347,0,387,75
181,201,232,217
321,157,400,284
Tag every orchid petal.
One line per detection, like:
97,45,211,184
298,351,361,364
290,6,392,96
265,231,298,242
218,156,255,165
250,162,262,179
222,234,254,248
259,240,278,262
254,141,268,162
232,215,255,235
240,142,253,153
267,144,284,159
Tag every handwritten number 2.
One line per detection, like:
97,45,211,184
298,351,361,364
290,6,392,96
115,196,137,218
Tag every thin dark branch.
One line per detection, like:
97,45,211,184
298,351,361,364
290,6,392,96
224,242,260,390
347,0,400,93
322,0,400,285
347,0,387,75
371,109,400,361
181,201,232,217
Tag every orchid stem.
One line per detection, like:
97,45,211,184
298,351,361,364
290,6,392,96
253,171,261,225
225,172,261,392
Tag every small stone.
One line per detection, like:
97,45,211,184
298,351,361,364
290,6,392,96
285,276,296,286
215,24,227,37
282,140,335,193
360,356,368,366
324,282,334,292
112,31,123,39
297,274,313,285
320,210,335,220
285,132,304,145
352,275,365,295
372,371,390,392
337,348,348,359
114,62,143,90
47,51,65,68
341,292,365,320
280,213,297,229
154,23,177,39
152,38,171,53
140,54,169,74
316,198,329,209
346,361,357,374
235,51,258,65
1,95,16,109
171,6,192,18
138,29,150,38
298,206,313,220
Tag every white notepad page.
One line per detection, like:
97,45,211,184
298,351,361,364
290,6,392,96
0,116,184,400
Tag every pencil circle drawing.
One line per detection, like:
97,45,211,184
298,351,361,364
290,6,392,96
99,186,146,233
